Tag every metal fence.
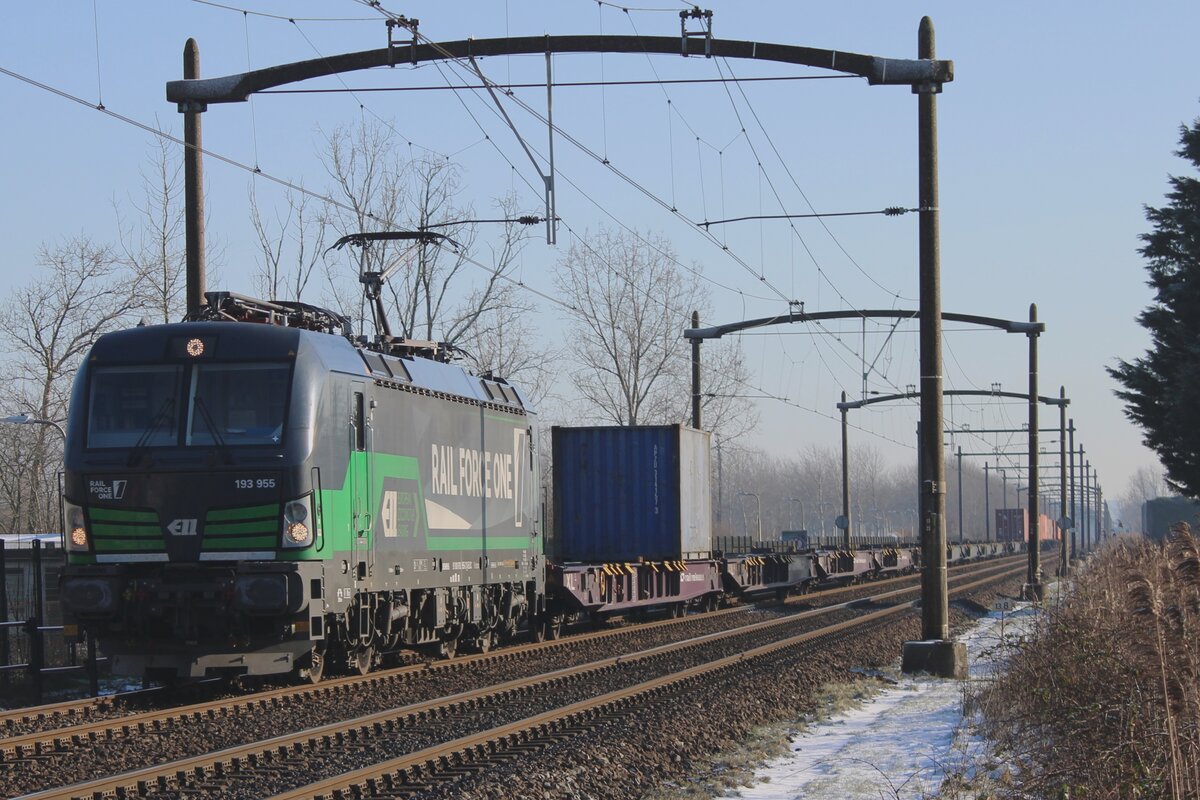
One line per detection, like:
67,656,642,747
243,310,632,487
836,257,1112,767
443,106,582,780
0,538,103,705
712,534,919,554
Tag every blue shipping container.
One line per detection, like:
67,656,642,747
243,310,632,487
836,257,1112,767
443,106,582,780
552,425,711,562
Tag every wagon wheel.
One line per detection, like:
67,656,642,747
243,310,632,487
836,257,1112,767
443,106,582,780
531,617,547,643
546,615,564,640
437,633,459,660
352,643,374,676
302,642,327,684
476,630,494,654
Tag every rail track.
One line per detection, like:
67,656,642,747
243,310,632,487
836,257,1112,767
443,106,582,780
0,554,1021,744
6,556,1032,799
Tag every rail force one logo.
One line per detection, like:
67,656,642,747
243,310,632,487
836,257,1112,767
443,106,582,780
429,429,531,525
88,479,128,501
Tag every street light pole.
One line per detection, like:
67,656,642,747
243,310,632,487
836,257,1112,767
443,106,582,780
2,414,68,546
1083,458,1091,551
737,491,762,547
1068,420,1076,561
984,462,991,542
840,390,852,550
788,497,804,532
956,445,963,544
2,413,66,440
1058,386,1070,575
817,479,824,542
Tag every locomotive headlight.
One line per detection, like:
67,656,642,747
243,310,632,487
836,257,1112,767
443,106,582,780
64,502,89,551
282,497,313,548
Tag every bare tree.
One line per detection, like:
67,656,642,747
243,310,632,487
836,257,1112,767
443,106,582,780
555,228,702,426
661,332,759,442
1119,464,1168,527
117,134,185,323
118,132,225,321
0,387,42,535
320,120,423,333
555,228,757,439
0,237,142,532
320,121,532,353
455,283,558,408
249,184,327,302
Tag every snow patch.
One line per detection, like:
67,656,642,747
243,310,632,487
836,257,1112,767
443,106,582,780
718,602,1040,800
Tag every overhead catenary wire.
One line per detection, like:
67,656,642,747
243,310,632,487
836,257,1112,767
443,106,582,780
7,62,912,446
213,0,888,323
391,22,799,306
188,0,451,161
23,9,1060,465
423,47,781,303
717,55,918,304
710,56,913,317
190,0,377,22
340,4,921,442
360,17,914,407
593,0,683,13
701,207,922,228
351,0,923,344
33,2,967,447
611,8,894,406
608,11,916,401
91,0,104,108
406,23,971,409
243,10,261,170
284,17,448,161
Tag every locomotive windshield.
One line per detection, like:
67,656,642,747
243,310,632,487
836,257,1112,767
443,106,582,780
87,365,182,448
86,362,290,449
186,363,289,446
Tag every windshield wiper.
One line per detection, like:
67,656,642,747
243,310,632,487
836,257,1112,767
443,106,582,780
125,398,176,467
192,395,235,465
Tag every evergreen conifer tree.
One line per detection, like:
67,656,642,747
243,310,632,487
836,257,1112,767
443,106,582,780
1110,114,1200,496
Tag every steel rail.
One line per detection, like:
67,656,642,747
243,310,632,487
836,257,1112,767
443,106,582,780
0,679,223,734
17,559,1023,800
269,563,1029,800
0,600,759,753
0,553,1019,744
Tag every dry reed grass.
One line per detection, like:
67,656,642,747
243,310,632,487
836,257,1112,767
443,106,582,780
974,527,1200,798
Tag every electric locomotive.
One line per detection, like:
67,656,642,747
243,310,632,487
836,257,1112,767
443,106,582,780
59,292,543,682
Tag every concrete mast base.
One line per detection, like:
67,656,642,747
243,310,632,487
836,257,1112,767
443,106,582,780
1021,582,1045,602
901,639,967,679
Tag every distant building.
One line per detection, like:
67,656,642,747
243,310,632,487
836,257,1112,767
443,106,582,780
1141,496,1200,542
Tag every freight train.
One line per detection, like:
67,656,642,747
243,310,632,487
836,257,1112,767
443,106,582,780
58,291,1015,683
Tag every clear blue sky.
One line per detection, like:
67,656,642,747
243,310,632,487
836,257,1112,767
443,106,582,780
3,1,1198,519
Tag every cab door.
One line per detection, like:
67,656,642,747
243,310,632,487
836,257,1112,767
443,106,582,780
350,384,372,582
